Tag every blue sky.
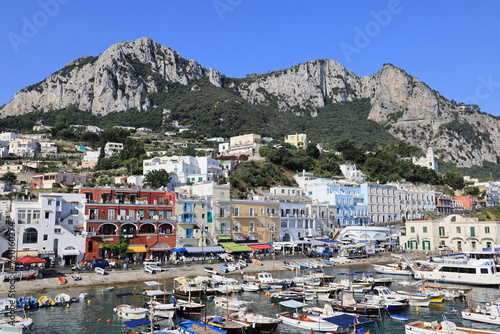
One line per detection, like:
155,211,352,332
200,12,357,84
1,1,500,115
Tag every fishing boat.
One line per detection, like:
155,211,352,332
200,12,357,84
276,300,339,332
0,308,34,333
95,267,106,275
178,319,226,334
353,271,393,287
372,262,413,276
241,283,260,292
419,283,472,299
145,300,179,318
462,302,500,325
113,304,149,319
329,292,386,318
203,315,251,334
229,310,281,333
37,295,55,307
213,297,251,312
173,296,206,316
405,319,500,334
54,293,71,306
413,249,500,286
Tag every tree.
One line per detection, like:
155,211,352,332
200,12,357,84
0,172,17,185
443,170,465,190
143,170,171,189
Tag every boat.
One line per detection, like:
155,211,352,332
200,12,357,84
353,271,393,287
146,300,179,318
0,308,34,333
462,302,500,325
372,262,413,276
329,292,386,318
203,315,252,334
95,267,106,275
172,296,206,316
113,304,149,319
78,292,90,301
204,267,216,275
241,283,260,292
54,293,71,305
413,249,500,286
37,295,55,307
178,319,226,334
405,319,500,334
102,287,114,292
71,274,82,281
389,313,409,321
57,276,67,284
145,265,162,274
363,286,408,311
276,300,339,332
213,297,251,312
229,310,281,333
0,298,17,312
419,283,472,299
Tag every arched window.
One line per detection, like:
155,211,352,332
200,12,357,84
23,228,38,244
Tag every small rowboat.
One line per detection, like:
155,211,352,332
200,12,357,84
95,267,106,275
25,272,36,281
390,313,409,321
58,276,67,284
252,259,262,266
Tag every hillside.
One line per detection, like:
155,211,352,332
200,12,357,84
2,37,500,168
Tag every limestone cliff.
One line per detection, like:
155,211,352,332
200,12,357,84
1,37,498,167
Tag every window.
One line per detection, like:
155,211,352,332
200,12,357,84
249,221,255,232
470,227,476,237
108,209,115,220
166,210,172,220
423,226,427,233
55,228,61,234
485,226,490,233
439,227,445,236
233,221,240,232
23,228,38,243
410,226,415,233
45,212,50,219
456,226,461,233
219,208,224,218
249,208,255,217
234,207,240,216
68,219,73,225
43,234,48,241
47,199,53,206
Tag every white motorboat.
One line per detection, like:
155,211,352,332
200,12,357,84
146,300,179,318
95,267,106,275
462,302,500,325
405,319,500,334
113,304,148,319
54,293,71,306
372,262,413,276
413,249,500,286
144,265,162,274
0,309,34,334
277,311,339,332
241,283,260,292
230,310,281,333
214,296,251,312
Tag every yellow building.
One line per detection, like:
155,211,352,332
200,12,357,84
230,197,280,243
285,133,307,148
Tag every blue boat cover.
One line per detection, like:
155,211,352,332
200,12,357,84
170,248,187,252
124,318,150,328
323,314,373,328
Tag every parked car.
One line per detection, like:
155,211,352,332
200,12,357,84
92,259,110,269
143,259,161,266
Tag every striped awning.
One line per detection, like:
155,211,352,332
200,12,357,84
15,250,38,258
150,242,170,251
184,246,225,253
126,245,147,253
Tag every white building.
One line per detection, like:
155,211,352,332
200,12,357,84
10,193,86,265
8,138,39,157
393,183,436,222
143,156,224,187
339,163,366,182
412,148,439,173
104,142,124,157
219,133,263,157
360,183,399,225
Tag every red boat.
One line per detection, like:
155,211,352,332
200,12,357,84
58,276,67,284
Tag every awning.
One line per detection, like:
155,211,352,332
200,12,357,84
248,244,272,250
38,250,55,255
61,249,80,256
224,245,253,253
126,245,147,253
150,242,171,251
217,236,232,240
314,239,340,243
323,314,373,328
170,248,187,253
185,246,225,253
279,300,308,308
15,250,38,257
219,242,238,247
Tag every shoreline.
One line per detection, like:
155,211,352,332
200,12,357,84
0,254,411,295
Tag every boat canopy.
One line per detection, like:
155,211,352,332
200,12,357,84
323,314,373,328
124,318,151,328
279,300,308,308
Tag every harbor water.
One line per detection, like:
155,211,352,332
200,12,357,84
12,264,500,333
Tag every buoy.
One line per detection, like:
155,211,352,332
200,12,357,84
271,303,275,307
87,300,91,304
97,319,102,322
66,304,70,308
415,307,420,313
107,319,111,323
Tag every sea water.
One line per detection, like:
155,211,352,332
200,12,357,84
16,265,500,333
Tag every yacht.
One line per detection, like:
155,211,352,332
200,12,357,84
413,249,500,286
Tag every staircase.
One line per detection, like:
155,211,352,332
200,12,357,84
194,218,215,246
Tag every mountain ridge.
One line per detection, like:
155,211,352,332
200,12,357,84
1,37,499,168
